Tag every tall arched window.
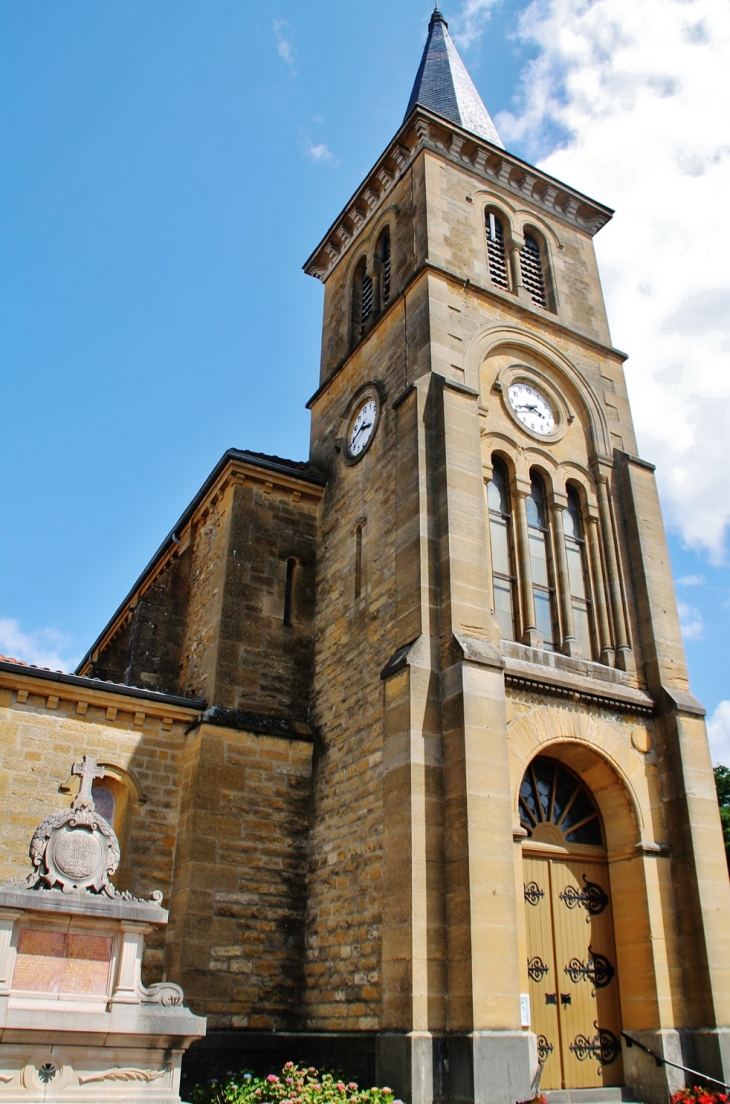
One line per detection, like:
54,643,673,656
487,457,516,641
526,472,557,650
379,229,391,306
353,258,373,338
520,233,547,308
564,488,594,659
486,211,509,290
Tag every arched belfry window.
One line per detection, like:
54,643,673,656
564,488,594,659
519,757,603,847
353,258,373,338
379,229,391,306
487,457,517,641
486,211,509,290
520,233,547,308
527,472,557,651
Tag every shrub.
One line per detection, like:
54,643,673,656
671,1088,728,1104
190,1062,405,1104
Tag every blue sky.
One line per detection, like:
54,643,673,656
1,0,728,759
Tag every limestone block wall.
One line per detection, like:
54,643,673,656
422,149,613,348
211,479,319,715
317,159,425,383
165,721,314,1030
0,668,199,980
306,279,435,1029
86,461,322,721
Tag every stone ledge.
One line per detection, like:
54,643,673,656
662,686,706,717
187,706,314,741
503,643,654,716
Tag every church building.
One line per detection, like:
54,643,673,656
1,11,728,1104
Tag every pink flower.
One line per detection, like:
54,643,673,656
348,1084,358,1091
336,1084,346,1092
267,1075,279,1083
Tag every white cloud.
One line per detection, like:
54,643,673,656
302,138,337,165
708,700,730,766
676,574,704,587
453,0,502,49
273,19,296,70
496,0,730,561
0,617,78,672
677,601,704,640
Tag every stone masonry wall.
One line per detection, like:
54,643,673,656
213,479,320,715
0,673,197,980
165,722,313,1030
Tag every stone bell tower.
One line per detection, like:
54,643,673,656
302,9,730,1104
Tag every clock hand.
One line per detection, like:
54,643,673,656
352,421,373,441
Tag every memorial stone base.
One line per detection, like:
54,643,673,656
0,755,206,1103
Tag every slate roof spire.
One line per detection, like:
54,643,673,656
405,8,504,148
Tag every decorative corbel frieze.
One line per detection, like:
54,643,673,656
376,167,394,192
392,145,410,173
348,205,366,229
336,225,352,249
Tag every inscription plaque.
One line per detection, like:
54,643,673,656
12,929,112,996
54,829,102,881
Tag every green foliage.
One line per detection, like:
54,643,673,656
671,1087,728,1104
714,765,730,874
190,1063,404,1104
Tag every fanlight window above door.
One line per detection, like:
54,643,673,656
519,757,603,847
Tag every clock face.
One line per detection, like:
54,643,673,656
348,398,378,458
508,382,556,435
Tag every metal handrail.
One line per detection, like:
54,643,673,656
622,1031,730,1092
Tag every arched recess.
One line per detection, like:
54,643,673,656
508,705,673,1034
60,761,146,891
464,326,613,459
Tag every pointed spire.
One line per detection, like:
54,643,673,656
405,8,504,148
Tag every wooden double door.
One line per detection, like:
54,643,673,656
524,852,623,1090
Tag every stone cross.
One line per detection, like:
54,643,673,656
72,755,105,803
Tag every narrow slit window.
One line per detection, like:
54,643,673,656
380,230,391,305
526,473,557,650
486,212,509,290
284,557,296,626
520,234,547,308
564,488,595,659
355,526,363,599
487,458,517,641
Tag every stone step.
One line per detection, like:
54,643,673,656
543,1089,641,1104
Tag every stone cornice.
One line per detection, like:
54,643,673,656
303,106,614,284
0,663,204,727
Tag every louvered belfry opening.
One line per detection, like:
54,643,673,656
380,230,391,305
361,271,374,334
520,233,547,308
486,211,509,289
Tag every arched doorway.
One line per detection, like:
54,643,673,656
520,756,624,1091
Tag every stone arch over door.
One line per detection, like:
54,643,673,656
508,705,676,1040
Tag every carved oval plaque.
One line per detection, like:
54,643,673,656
54,829,102,881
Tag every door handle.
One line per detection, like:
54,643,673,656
545,993,557,1005
561,993,572,1005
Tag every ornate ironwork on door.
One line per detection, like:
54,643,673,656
564,947,615,992
559,874,609,917
524,881,545,905
569,1024,621,1070
537,1036,554,1064
528,956,549,982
